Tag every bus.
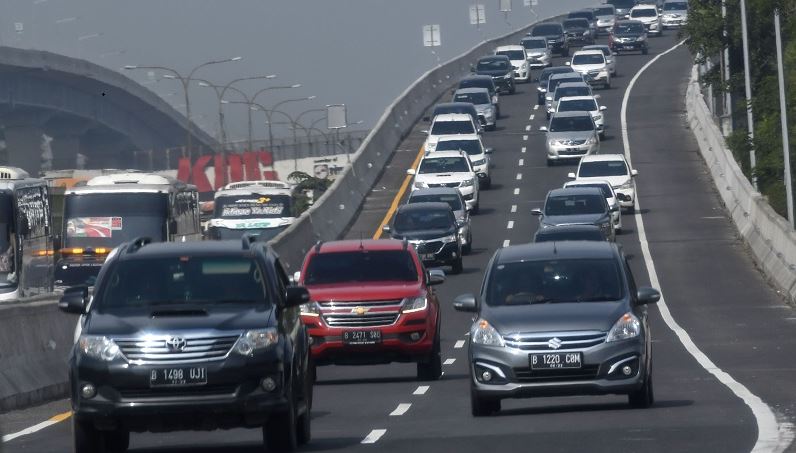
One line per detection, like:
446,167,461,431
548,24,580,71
55,172,201,287
0,167,54,300
205,180,296,242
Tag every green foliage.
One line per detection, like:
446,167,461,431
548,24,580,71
287,171,333,215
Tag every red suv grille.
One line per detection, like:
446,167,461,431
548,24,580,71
319,299,403,328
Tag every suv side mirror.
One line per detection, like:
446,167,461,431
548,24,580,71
539,126,548,132
382,225,391,234
568,172,577,178
636,287,661,305
59,286,89,314
631,169,638,177
484,148,494,154
531,208,543,216
285,287,311,308
565,61,571,66
291,271,301,285
453,293,478,312
599,105,607,111
406,168,417,176
428,269,446,286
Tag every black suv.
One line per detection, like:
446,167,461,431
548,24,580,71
60,237,313,452
610,19,649,54
536,66,575,104
563,18,595,46
472,55,516,94
384,202,463,274
529,22,569,56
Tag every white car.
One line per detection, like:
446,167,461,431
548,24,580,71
433,134,493,189
629,4,662,36
519,37,552,68
495,45,531,83
546,81,596,119
568,154,638,212
409,150,480,213
568,49,611,89
582,44,617,76
556,95,607,138
564,179,622,231
540,111,601,165
593,5,617,33
661,0,688,28
423,113,479,153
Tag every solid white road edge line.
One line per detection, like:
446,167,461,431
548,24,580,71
413,385,430,395
390,403,412,416
361,429,387,444
621,39,793,453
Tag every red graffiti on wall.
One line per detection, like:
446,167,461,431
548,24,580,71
176,151,279,192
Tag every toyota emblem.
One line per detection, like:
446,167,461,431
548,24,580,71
548,337,563,350
165,336,187,352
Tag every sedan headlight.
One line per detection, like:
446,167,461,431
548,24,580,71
300,302,321,317
79,335,121,362
471,158,486,166
234,328,279,356
402,296,428,314
619,179,634,189
460,178,475,187
587,136,598,145
606,313,641,342
548,139,558,147
637,35,646,42
472,319,504,346
594,114,603,121
504,73,512,80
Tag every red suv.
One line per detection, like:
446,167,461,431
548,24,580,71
297,239,445,380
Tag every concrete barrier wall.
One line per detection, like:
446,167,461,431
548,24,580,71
686,65,796,302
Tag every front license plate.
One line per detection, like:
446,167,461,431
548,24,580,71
421,253,436,261
150,367,207,387
343,330,382,345
530,352,582,370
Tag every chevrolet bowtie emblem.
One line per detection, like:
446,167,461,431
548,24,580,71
353,306,369,316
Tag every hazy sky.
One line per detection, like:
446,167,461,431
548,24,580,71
0,0,591,143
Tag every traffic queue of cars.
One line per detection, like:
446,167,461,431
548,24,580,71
57,2,682,451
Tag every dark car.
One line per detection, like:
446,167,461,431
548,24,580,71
567,10,598,40
537,66,575,104
532,187,616,241
385,202,463,274
59,238,313,452
426,102,483,133
533,224,608,242
457,75,501,117
610,20,649,54
563,18,595,46
529,22,570,56
545,73,587,107
610,0,640,18
454,241,661,415
473,55,516,94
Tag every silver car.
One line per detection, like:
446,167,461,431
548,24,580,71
452,87,497,131
520,37,552,68
661,0,688,28
546,81,596,119
406,187,473,254
582,44,617,76
540,111,600,165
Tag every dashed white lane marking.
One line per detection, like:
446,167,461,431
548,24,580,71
516,173,522,180
454,340,465,348
530,114,535,120
413,385,430,395
362,429,387,444
525,125,531,131
621,39,793,453
513,188,520,195
443,358,456,365
502,239,511,247
523,135,528,141
390,403,412,416
511,205,517,213
507,221,514,229
521,146,527,153
533,104,539,110
519,158,524,166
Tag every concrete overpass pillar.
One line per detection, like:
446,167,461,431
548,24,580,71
49,134,82,170
2,125,44,175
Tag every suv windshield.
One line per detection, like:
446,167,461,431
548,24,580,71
458,79,494,94
573,54,605,65
64,193,167,248
521,38,546,50
214,194,292,219
394,209,453,232
579,160,629,177
545,194,606,215
555,86,591,100
549,115,594,132
418,157,470,174
540,67,573,84
531,24,563,36
305,250,418,285
594,6,614,16
559,98,598,111
563,19,589,29
631,8,658,17
610,0,637,8
431,120,474,135
436,139,482,156
497,50,525,61
453,92,490,105
98,256,267,309
615,23,645,34
409,194,463,211
569,12,594,20
487,258,623,305
663,2,687,10
476,59,510,71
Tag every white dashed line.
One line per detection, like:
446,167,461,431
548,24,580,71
443,358,456,365
516,173,522,180
390,403,412,416
522,135,528,141
521,146,526,153
525,125,531,131
502,239,511,247
513,188,520,195
519,159,524,166
511,205,517,213
507,221,514,229
362,429,387,444
533,104,539,110
454,340,465,348
413,385,430,395
530,114,535,120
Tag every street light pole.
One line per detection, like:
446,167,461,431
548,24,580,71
774,8,793,228
738,0,757,189
264,97,316,149
217,84,303,150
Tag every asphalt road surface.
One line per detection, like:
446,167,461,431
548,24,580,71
3,30,795,453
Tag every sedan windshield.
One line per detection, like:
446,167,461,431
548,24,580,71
497,50,525,61
594,7,614,16
477,59,510,71
409,194,463,211
453,92,490,105
563,19,589,29
431,120,475,135
535,228,606,242
548,115,594,132
418,157,470,174
558,99,598,112
545,194,606,215
540,67,573,83
569,183,613,198
532,24,563,36
631,8,658,17
487,258,623,306
615,23,645,34
578,161,629,177
436,139,482,156
555,86,591,100
394,209,454,231
98,256,268,309
572,54,605,65
522,39,547,50
304,250,418,285
663,2,687,10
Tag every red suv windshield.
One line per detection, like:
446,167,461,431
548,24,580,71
304,250,418,285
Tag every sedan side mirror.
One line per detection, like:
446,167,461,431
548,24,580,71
565,61,571,66
531,208,543,216
428,269,446,286
567,172,576,178
406,168,417,176
631,169,638,177
453,293,478,312
382,224,391,234
594,94,601,99
539,126,548,132
421,129,430,135
285,286,311,308
58,285,89,314
636,287,661,305
292,271,301,284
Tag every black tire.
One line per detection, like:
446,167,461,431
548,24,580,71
642,47,649,55
73,418,100,453
417,336,442,381
297,405,311,446
463,238,472,255
471,387,501,416
546,158,555,167
472,201,480,215
604,80,611,89
484,177,492,190
103,430,130,453
264,393,298,452
451,256,464,275
628,371,654,408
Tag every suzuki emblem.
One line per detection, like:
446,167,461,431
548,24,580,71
165,336,187,352
548,337,563,350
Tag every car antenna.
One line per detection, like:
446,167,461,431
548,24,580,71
553,241,558,254
359,231,365,250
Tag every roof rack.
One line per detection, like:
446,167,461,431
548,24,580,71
127,237,152,253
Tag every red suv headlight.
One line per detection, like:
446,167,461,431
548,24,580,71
401,296,428,314
300,302,321,316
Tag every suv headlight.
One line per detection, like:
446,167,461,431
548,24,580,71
472,319,504,346
504,73,512,80
606,313,641,342
594,114,603,121
548,139,558,147
414,181,427,189
471,158,486,166
402,296,428,314
300,302,321,317
234,328,279,356
460,178,475,187
587,136,598,144
637,35,646,42
619,179,634,189
79,335,121,362
440,234,457,243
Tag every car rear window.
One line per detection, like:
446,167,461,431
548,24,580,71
548,115,594,132
555,86,591,100
435,139,481,156
545,193,606,215
563,19,590,28
572,53,605,65
305,250,418,285
594,7,615,16
568,183,613,198
487,258,623,305
578,161,629,177
408,194,463,211
419,157,470,174
631,8,658,17
453,92,490,105
98,256,268,309
558,98,598,111
394,208,454,232
521,38,547,50
431,120,475,135
497,50,525,61
663,2,688,10
534,228,606,242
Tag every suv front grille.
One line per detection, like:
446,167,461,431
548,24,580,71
428,182,460,188
319,299,403,328
116,335,238,364
514,365,600,382
416,241,444,254
504,331,606,351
